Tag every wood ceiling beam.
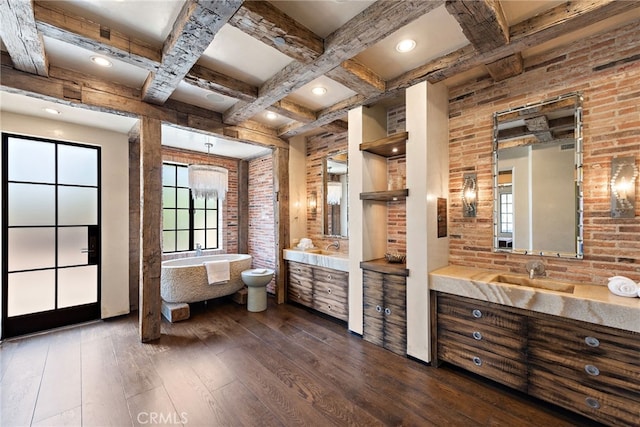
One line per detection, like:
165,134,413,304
269,99,316,123
445,0,509,53
223,0,444,125
485,52,523,81
0,51,287,149
326,59,385,97
185,64,258,102
141,0,242,105
0,0,48,76
389,0,638,90
227,1,323,64
33,1,160,71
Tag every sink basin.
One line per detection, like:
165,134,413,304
294,248,344,256
491,274,575,294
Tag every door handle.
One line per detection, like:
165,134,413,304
80,248,95,254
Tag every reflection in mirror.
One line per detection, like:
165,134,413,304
493,93,583,258
323,152,348,237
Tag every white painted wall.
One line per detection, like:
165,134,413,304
288,135,307,247
1,111,131,321
348,107,364,334
406,81,449,362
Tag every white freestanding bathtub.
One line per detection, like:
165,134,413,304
161,254,252,303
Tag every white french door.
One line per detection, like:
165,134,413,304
2,133,101,338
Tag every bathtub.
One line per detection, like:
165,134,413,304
161,254,252,303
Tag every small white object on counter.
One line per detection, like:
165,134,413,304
297,237,315,250
607,276,640,298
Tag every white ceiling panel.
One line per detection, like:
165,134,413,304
251,110,296,128
286,75,357,111
43,36,149,89
354,5,469,81
198,25,293,87
170,81,238,113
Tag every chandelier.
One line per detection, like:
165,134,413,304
188,141,228,201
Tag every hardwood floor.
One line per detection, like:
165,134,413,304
1,298,603,427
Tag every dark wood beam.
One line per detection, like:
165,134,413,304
141,0,242,104
485,52,523,81
272,147,290,304
0,0,48,76
390,0,639,89
223,0,444,125
326,59,385,97
34,1,160,71
445,0,509,53
228,1,323,64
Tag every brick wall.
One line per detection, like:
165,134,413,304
305,131,350,253
387,104,406,135
248,154,276,293
448,20,640,285
161,146,240,259
387,156,406,254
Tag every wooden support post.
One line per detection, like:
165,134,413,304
139,117,162,342
128,128,140,312
238,160,249,254
273,147,290,304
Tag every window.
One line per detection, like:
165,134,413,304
162,163,219,253
500,191,513,234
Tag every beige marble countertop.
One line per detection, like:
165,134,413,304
430,265,640,333
283,249,349,272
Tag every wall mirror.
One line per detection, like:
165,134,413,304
323,151,348,237
493,93,583,258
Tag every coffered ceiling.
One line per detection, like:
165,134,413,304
1,0,640,158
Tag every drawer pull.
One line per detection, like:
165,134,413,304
472,309,483,318
376,305,382,313
384,308,391,316
472,331,483,341
327,274,332,280
584,365,600,376
584,336,600,348
296,268,301,273
472,356,482,366
585,397,600,410
327,288,332,294
327,304,332,311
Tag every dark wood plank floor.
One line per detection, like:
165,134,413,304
1,297,603,426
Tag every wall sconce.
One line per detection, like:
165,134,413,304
462,172,477,217
308,191,317,215
611,157,638,218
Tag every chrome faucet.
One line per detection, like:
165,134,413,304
526,260,545,279
195,243,202,257
326,240,340,251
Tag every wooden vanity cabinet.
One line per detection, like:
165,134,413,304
363,270,407,356
434,292,640,426
287,261,348,322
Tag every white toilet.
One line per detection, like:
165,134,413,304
241,268,274,312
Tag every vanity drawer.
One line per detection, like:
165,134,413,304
438,339,527,391
437,294,525,334
529,366,640,427
288,261,313,282
313,293,348,321
287,262,313,307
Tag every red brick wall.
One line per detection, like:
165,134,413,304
448,20,640,285
387,155,406,254
306,132,350,253
248,154,276,293
161,146,239,259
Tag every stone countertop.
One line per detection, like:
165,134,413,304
430,265,640,333
283,249,349,272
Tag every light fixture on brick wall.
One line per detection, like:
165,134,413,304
462,172,477,218
308,191,317,215
188,140,228,201
611,156,637,218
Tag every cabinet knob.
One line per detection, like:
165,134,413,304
472,309,483,318
584,364,600,376
327,274,332,280
296,268,301,272
584,336,600,348
327,288,332,294
376,305,382,313
384,308,391,316
472,331,483,341
327,304,332,311
585,397,600,410
472,356,483,366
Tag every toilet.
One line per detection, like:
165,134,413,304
240,268,275,312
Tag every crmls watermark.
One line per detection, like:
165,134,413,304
137,412,188,425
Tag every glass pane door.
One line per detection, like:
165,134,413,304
2,133,101,338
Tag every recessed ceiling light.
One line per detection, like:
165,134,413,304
90,55,112,67
43,107,61,115
396,39,416,53
392,147,398,153
206,93,225,103
265,112,278,120
312,87,327,96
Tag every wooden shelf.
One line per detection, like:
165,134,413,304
359,188,408,201
359,131,408,157
360,258,409,277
